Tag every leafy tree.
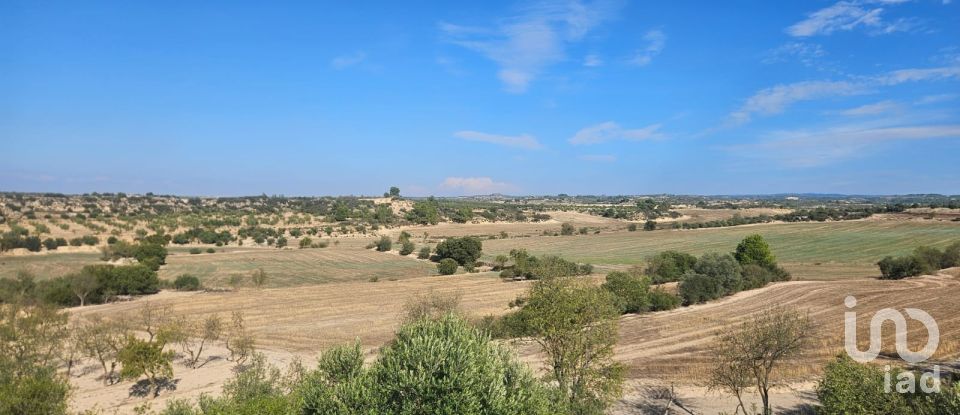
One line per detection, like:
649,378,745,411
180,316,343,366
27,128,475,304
437,258,458,275
877,255,926,279
405,201,440,225
645,250,698,284
434,237,482,266
693,253,744,295
678,272,723,305
560,222,575,236
601,271,651,314
643,220,656,231
372,315,551,414
734,234,777,269
389,186,400,197
0,302,70,415
68,272,100,306
119,336,176,397
521,277,624,414
648,288,681,311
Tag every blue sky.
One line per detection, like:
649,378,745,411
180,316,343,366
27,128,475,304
2,1,958,196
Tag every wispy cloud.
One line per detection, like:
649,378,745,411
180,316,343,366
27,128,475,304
729,81,866,125
629,29,666,66
453,130,542,149
331,51,367,70
569,121,664,145
579,154,617,162
786,0,918,37
838,100,901,116
734,123,960,167
439,177,517,194
915,94,958,105
583,54,603,67
440,1,622,93
727,65,960,126
762,42,826,67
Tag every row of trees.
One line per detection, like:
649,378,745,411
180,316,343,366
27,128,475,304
497,248,593,280
877,242,960,279
0,264,160,307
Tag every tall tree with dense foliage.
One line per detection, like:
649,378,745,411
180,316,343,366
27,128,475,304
734,234,777,269
434,236,483,266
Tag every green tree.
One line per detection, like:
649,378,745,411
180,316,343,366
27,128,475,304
733,234,777,269
437,258,459,275
434,237,482,266
522,277,624,414
389,186,400,197
399,240,415,256
119,336,176,397
601,271,651,314
0,302,71,415
643,220,656,231
645,250,698,284
560,222,575,235
405,201,440,225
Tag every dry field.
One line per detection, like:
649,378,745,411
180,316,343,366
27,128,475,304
671,207,794,223
66,268,960,413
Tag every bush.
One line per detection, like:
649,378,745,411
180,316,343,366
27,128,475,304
601,272,650,314
648,288,681,311
627,223,637,231
877,255,926,279
399,241,415,256
206,248,215,254
375,236,392,252
644,221,656,231
434,237,482,266
174,275,201,291
692,253,743,295
85,264,160,296
68,237,83,247
646,250,698,284
560,222,575,235
437,258,458,275
299,237,313,249
417,246,431,259
189,248,202,255
42,238,59,251
678,272,723,305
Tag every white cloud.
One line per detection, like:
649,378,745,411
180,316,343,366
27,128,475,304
838,100,901,116
786,1,916,37
874,66,960,85
579,154,617,162
629,30,666,66
569,121,664,145
583,54,603,67
331,51,367,69
439,177,517,194
915,94,958,105
453,130,542,150
736,123,960,167
730,81,866,125
763,42,827,67
440,1,621,93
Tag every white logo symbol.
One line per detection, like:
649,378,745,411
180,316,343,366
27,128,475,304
843,295,939,364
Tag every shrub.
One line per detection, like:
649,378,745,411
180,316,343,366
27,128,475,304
560,222,575,235
601,272,651,314
678,272,723,305
299,237,313,249
648,288,681,311
417,246,431,259
877,255,926,279
42,238,59,251
437,258,458,275
174,275,201,291
434,237,482,266
627,223,637,231
189,248,202,255
81,235,99,246
645,250,698,284
68,237,83,246
399,241,415,256
375,236,392,252
107,236,118,245
693,253,744,295
644,220,657,231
